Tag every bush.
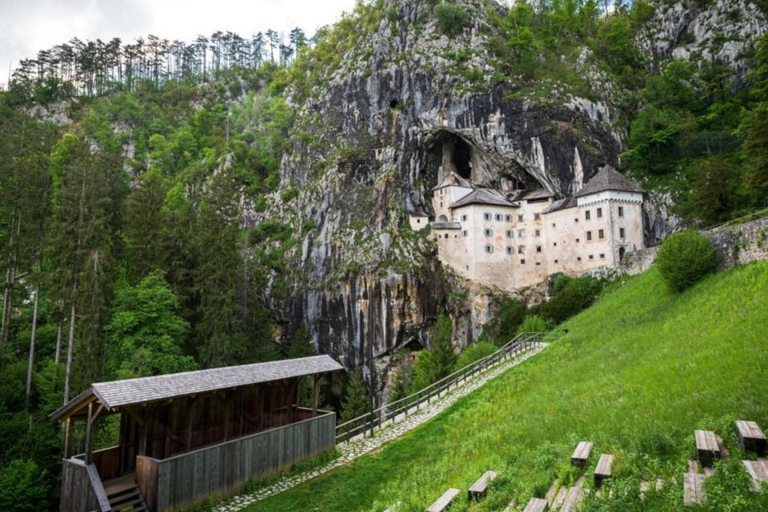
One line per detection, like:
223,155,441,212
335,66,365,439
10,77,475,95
0,460,49,512
410,315,456,393
478,298,527,345
435,3,468,38
453,342,497,372
657,230,720,292
518,315,552,334
534,277,602,324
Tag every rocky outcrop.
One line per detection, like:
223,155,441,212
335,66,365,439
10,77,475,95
636,0,767,84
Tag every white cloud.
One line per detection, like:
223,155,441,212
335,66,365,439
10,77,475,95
0,0,357,87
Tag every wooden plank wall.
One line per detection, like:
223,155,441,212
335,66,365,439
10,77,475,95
59,459,101,512
151,410,335,511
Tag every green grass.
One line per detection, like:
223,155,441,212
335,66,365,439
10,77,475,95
246,262,768,512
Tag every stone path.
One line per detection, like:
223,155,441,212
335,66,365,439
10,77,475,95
211,342,548,512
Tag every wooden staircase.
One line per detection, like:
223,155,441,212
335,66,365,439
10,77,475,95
107,483,148,512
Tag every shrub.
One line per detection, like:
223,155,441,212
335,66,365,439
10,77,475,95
657,230,720,292
478,298,527,345
0,459,49,512
519,315,552,334
435,3,468,38
534,276,602,324
453,342,497,372
410,315,456,393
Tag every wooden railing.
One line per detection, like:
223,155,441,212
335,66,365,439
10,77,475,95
60,458,111,512
335,331,558,444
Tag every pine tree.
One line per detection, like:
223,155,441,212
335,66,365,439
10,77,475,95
125,169,168,282
341,369,370,428
194,166,245,367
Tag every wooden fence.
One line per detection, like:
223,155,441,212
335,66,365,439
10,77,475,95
336,331,557,444
137,408,336,512
59,458,110,512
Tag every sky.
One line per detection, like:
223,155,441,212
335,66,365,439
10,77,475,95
0,0,358,87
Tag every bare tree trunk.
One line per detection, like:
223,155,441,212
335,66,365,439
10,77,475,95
54,302,64,366
25,282,41,413
63,295,77,405
1,211,19,349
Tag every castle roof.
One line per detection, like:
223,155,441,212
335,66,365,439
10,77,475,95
432,172,473,191
542,197,577,214
522,188,555,200
575,166,644,197
450,188,516,209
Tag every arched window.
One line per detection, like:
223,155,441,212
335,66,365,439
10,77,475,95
438,214,448,223
505,214,511,222
505,230,513,238
485,245,494,254
495,214,503,221
483,212,492,221
506,246,514,254
484,228,493,237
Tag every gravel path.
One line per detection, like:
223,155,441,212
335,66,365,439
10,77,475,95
213,342,548,512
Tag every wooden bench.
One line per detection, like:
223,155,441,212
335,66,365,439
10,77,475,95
742,458,768,491
560,486,584,512
467,471,497,501
737,421,767,456
427,488,460,512
695,430,720,468
571,441,594,467
594,454,614,488
523,497,549,512
683,472,706,506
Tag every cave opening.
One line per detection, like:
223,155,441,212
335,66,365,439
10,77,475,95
390,98,400,109
453,137,472,180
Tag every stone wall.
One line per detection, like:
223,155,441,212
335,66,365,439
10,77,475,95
621,216,768,275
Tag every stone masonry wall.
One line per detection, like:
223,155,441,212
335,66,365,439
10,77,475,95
621,216,768,275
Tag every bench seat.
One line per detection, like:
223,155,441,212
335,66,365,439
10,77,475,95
523,497,549,512
571,441,594,467
467,470,497,501
594,454,614,488
695,430,720,468
737,421,767,456
742,458,768,491
427,488,460,512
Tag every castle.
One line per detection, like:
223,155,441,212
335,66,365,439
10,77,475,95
410,166,645,291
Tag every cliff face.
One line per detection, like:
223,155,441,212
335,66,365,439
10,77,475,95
248,0,626,393
249,0,765,394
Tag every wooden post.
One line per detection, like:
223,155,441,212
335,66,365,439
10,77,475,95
64,418,73,459
312,375,320,416
84,402,94,465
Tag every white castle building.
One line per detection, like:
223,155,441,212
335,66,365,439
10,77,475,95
413,166,645,291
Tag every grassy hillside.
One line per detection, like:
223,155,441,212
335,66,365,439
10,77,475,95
248,261,768,512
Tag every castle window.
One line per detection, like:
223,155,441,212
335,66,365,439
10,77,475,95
518,214,524,222
619,228,625,238
534,213,541,221
536,246,542,253
485,245,494,254
536,262,541,266
554,259,559,264
599,229,605,239
484,228,493,237
520,259,526,264
496,214,504,221
505,230,513,238
505,214,511,222
518,229,525,237
518,246,525,254
444,234,449,239
585,210,591,220
586,231,592,241
535,229,541,237
600,253,605,259
618,206,624,217
576,238,580,243
461,214,468,221
483,213,492,220
589,255,594,260
575,218,579,223
597,208,603,218
463,230,469,237
577,257,582,261
553,242,557,247
506,247,513,254
440,202,443,208
552,223,556,228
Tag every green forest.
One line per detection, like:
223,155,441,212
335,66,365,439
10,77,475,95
1,0,767,509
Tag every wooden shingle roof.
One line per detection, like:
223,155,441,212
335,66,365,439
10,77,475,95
450,189,515,209
575,166,644,197
51,355,343,421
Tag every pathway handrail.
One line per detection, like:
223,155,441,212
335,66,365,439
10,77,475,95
335,330,560,443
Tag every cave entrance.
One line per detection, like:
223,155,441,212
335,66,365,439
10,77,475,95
453,137,472,180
